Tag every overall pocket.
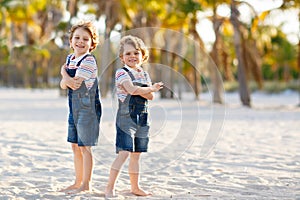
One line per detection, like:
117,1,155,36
80,93,91,109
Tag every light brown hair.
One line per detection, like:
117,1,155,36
119,35,149,63
69,21,99,52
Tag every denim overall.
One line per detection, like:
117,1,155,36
66,54,101,146
116,67,150,153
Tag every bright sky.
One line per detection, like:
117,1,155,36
242,0,284,13
196,0,299,50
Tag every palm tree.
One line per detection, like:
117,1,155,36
230,0,251,106
208,1,228,104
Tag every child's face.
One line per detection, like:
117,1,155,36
121,44,143,68
70,28,92,57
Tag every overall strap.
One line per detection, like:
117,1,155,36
66,55,71,66
122,67,135,81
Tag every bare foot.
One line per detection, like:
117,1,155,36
131,188,152,196
67,183,90,194
59,183,80,192
105,187,116,199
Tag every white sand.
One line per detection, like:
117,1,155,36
0,88,299,199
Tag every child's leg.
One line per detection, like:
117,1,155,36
60,143,83,192
69,146,93,194
105,151,130,197
129,152,151,196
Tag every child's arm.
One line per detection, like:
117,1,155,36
140,92,155,100
60,78,68,90
60,64,82,90
60,64,69,89
122,80,163,96
139,72,155,100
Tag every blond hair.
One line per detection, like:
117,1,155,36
119,35,149,63
69,21,99,52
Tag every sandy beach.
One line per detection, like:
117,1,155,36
0,88,299,199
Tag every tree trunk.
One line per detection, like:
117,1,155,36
209,7,223,104
42,59,49,86
283,62,290,81
160,49,172,98
298,31,300,106
99,29,113,97
189,18,202,101
99,1,119,97
209,45,223,103
230,1,251,107
177,29,184,100
160,30,173,99
192,42,201,100
31,61,37,88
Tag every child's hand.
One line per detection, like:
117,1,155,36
150,82,164,92
68,77,83,90
61,76,82,90
60,64,67,76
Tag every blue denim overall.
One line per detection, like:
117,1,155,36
66,54,101,146
115,67,150,153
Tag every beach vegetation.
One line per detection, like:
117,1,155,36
0,0,299,106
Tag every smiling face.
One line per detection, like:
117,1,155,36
120,43,143,69
70,27,92,57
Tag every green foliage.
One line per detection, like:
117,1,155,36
271,33,296,62
176,0,202,14
0,41,9,63
262,64,274,80
56,22,69,32
0,0,13,7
